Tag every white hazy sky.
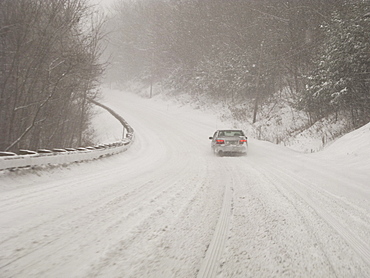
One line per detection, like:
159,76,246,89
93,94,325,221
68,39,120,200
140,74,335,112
89,0,117,10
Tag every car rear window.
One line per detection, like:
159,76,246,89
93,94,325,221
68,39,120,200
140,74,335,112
220,130,244,136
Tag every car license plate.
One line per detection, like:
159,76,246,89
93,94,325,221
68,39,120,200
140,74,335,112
228,141,237,145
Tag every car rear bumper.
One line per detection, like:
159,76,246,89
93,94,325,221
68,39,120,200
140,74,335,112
215,145,247,154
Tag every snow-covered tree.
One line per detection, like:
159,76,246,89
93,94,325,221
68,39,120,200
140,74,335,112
304,1,370,127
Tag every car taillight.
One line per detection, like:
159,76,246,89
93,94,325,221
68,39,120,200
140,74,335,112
239,139,247,144
216,139,225,144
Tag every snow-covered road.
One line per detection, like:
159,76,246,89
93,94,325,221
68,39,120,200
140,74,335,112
1,89,369,278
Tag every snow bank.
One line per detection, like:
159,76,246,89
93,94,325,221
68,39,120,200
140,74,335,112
315,122,370,172
323,122,370,157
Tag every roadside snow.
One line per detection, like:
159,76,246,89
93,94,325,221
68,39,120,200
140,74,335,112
91,105,124,144
323,122,370,158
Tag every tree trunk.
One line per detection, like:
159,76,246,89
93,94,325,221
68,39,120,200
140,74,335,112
253,41,264,124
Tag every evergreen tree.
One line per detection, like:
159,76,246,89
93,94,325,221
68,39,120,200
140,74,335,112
304,1,370,127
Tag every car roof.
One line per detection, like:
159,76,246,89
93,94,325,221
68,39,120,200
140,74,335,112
217,129,243,132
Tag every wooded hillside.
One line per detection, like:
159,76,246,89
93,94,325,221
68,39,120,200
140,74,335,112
0,0,105,152
106,0,369,131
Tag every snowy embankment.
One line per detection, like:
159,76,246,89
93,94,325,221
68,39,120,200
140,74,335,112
0,88,369,278
317,121,370,171
0,101,134,171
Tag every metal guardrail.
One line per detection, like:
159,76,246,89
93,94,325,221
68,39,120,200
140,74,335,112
0,101,134,171
0,139,132,171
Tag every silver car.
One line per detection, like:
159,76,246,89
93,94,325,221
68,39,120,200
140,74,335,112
209,130,248,156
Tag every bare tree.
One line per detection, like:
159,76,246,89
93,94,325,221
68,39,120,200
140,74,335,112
0,0,105,152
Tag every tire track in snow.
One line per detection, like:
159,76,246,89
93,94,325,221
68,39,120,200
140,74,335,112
0,160,197,276
82,159,222,278
271,167,370,268
197,164,234,278
252,160,370,271
0,169,123,212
